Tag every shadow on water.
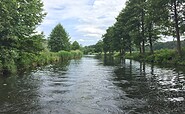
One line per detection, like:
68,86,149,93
103,56,185,114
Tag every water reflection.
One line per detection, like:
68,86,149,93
0,57,185,114
105,58,185,113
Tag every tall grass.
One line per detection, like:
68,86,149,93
58,50,83,60
1,50,83,74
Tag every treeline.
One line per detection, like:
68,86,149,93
0,1,82,75
102,0,185,58
83,40,103,55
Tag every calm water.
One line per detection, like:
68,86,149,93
0,56,185,114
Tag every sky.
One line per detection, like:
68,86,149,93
37,0,127,46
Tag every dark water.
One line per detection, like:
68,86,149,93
0,56,185,114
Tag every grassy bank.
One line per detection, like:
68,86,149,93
125,49,185,65
0,50,83,75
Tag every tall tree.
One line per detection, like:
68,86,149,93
0,0,46,49
94,40,103,53
0,0,46,73
168,0,185,56
156,0,185,56
48,23,70,52
71,41,80,50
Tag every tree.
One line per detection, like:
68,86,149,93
48,23,70,52
0,0,46,49
154,0,185,56
0,0,46,73
102,26,115,54
168,0,185,56
71,41,80,50
95,40,103,53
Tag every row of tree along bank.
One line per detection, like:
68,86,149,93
100,0,185,65
0,1,82,75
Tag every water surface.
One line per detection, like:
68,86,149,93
0,56,185,114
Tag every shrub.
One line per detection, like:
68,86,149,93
153,49,176,63
17,52,37,69
0,49,18,74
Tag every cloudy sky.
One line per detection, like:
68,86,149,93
37,0,127,46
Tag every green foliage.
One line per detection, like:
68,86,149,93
48,23,70,52
150,49,176,63
0,49,18,74
125,52,144,60
17,52,37,68
94,40,103,53
70,50,83,59
0,0,46,74
83,45,95,55
36,51,60,66
58,50,83,60
58,51,72,60
18,34,45,53
126,49,179,64
71,41,80,50
0,0,84,75
103,0,185,57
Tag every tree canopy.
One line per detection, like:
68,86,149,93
0,0,46,73
48,23,70,52
102,0,185,57
71,41,80,50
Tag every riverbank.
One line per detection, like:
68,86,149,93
125,49,185,66
0,50,83,75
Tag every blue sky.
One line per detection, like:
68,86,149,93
37,0,127,46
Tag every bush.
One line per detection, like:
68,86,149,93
126,49,178,64
125,52,144,60
36,51,60,66
153,49,176,63
17,52,37,69
0,49,18,74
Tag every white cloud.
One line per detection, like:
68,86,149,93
38,0,127,46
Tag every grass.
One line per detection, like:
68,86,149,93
1,50,83,75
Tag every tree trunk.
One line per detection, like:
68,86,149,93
139,43,142,54
129,47,132,54
149,36,153,54
141,8,145,54
174,0,182,56
148,23,154,54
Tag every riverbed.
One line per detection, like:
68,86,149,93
0,56,185,114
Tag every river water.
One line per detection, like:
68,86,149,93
0,56,185,114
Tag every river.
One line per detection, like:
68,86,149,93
0,56,185,114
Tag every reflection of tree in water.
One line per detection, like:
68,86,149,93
0,73,41,113
112,59,185,113
49,60,70,72
0,60,71,114
103,55,121,66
